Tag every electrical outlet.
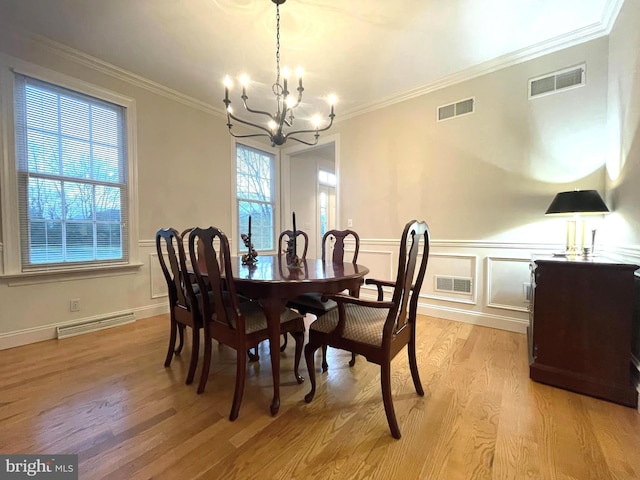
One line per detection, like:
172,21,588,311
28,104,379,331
70,299,81,312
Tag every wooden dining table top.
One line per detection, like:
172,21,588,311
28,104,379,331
227,254,369,286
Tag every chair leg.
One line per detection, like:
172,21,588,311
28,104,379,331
229,348,247,421
197,335,212,394
164,318,177,367
349,352,357,367
321,345,329,372
381,362,401,439
280,332,288,352
304,339,321,403
247,346,259,362
292,330,304,384
408,335,424,396
186,326,199,385
175,324,185,354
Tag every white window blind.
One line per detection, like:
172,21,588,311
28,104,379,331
14,73,129,269
236,143,275,252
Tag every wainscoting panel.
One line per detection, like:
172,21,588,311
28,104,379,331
424,253,477,305
356,248,395,295
149,252,167,299
486,256,531,312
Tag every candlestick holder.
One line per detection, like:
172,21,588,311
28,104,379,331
285,238,302,268
241,233,258,265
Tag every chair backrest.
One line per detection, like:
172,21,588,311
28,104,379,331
155,227,198,312
188,227,244,335
387,220,430,336
278,230,309,259
322,229,360,264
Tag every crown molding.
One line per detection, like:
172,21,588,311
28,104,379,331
339,17,615,120
25,32,225,119
602,0,625,34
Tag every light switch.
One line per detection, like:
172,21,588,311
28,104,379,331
347,219,353,227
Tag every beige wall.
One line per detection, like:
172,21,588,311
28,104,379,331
606,0,640,246
332,38,610,243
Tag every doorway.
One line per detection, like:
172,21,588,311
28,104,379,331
282,136,339,259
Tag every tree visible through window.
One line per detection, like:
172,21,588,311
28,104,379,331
236,143,275,251
14,74,128,267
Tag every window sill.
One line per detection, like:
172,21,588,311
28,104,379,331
1,262,144,286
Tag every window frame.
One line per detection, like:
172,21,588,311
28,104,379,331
0,55,140,278
231,138,280,255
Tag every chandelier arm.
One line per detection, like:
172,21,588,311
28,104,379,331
286,135,319,146
287,86,304,111
227,110,275,137
276,108,290,133
228,130,272,140
284,113,335,141
241,97,278,119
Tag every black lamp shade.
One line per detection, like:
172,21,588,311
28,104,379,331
545,190,610,215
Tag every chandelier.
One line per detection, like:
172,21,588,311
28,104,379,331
222,0,335,147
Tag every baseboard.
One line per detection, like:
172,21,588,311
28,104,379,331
359,291,528,334
0,303,168,351
0,297,526,351
418,303,528,333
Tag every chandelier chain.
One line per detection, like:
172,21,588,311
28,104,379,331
275,3,281,88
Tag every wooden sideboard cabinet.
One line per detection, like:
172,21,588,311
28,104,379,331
528,255,639,407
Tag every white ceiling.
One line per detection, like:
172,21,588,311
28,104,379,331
0,0,622,121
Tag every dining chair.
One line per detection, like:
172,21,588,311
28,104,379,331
278,229,309,259
155,227,201,385
269,229,310,354
287,229,361,370
188,226,305,420
304,220,431,439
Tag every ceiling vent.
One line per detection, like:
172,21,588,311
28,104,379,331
437,97,474,121
435,275,473,294
529,64,585,99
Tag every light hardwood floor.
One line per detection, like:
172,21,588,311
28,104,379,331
1,314,640,480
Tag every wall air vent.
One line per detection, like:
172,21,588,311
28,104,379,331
437,97,474,121
435,275,473,294
529,64,585,99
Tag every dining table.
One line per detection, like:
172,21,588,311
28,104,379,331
225,254,369,415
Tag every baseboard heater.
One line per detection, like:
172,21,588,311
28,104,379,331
56,313,136,339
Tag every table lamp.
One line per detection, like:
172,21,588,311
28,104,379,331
545,189,609,256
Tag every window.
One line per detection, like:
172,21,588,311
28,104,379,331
13,73,129,269
236,143,275,251
318,169,336,187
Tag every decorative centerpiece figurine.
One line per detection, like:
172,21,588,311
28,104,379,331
241,216,258,265
286,211,303,268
